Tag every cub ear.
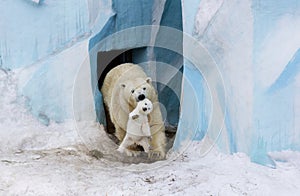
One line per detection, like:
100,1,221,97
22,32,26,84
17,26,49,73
146,77,152,84
132,114,139,120
120,83,126,88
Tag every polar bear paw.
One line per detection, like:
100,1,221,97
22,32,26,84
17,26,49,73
125,149,141,157
148,150,165,160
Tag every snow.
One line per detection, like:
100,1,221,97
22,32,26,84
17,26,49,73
1,141,300,195
1,71,300,195
0,70,79,152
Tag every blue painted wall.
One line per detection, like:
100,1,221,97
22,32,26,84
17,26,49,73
89,0,183,127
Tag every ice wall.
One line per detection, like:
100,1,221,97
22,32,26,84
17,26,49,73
0,0,90,70
251,0,300,165
88,0,183,127
0,0,113,124
181,0,300,166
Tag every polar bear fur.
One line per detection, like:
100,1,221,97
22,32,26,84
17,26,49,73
101,63,166,159
117,98,153,157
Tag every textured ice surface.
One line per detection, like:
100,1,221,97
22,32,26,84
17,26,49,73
0,0,90,70
182,0,300,166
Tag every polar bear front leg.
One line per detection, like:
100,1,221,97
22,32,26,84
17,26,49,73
149,125,166,159
114,125,126,143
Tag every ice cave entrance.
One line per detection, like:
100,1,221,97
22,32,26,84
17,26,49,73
86,0,184,158
96,47,182,151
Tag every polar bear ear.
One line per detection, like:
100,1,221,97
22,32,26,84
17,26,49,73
120,83,126,88
146,77,152,84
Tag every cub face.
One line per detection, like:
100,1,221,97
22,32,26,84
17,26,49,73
130,98,153,120
137,98,153,115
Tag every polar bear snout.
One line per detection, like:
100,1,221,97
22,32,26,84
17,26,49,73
142,107,147,112
138,94,145,101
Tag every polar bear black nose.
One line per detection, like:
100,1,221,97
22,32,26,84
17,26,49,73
138,94,145,101
142,107,147,112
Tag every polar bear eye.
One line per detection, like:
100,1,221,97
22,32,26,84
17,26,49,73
143,87,146,90
145,103,147,105
131,89,135,93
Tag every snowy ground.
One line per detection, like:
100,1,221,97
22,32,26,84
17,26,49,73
1,142,300,195
1,69,300,196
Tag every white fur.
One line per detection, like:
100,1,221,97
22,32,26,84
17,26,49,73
102,63,166,159
118,98,153,156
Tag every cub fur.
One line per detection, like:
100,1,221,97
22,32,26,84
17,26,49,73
117,98,153,156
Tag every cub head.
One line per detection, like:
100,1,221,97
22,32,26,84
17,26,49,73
136,98,153,115
120,77,155,108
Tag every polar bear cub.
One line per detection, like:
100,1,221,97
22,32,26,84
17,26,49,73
117,98,153,156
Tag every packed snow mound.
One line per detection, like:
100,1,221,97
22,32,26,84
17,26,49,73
0,69,172,167
0,70,79,152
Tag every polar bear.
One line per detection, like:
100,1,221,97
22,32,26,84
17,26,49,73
101,63,166,159
117,98,153,157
